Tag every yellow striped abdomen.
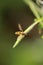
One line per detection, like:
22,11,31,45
15,31,25,35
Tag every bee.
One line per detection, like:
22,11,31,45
15,24,26,35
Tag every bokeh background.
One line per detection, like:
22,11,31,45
0,0,43,65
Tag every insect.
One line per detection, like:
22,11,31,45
15,24,27,36
15,24,31,37
13,0,43,48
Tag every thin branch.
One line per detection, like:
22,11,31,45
13,0,43,48
13,18,43,48
24,0,40,19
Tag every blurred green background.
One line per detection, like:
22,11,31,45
0,0,43,65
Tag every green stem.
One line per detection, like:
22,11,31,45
13,0,43,48
13,18,43,48
24,0,40,19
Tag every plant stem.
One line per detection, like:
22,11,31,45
13,18,43,48
24,0,40,19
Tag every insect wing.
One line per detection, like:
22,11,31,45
18,24,23,31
